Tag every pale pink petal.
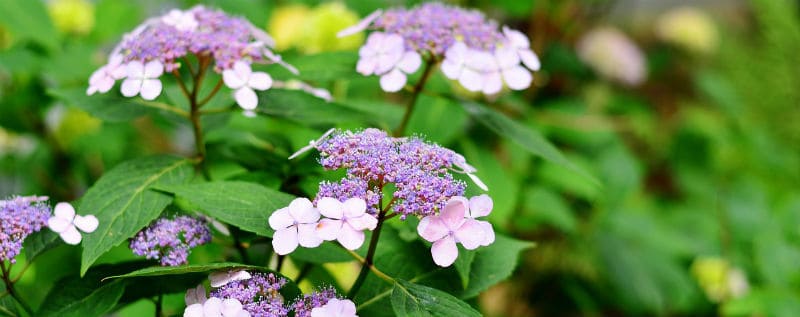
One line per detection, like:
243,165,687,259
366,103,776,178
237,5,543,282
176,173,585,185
185,284,206,305
454,219,485,250
431,235,458,267
445,42,468,62
248,72,272,91
143,60,164,78
59,226,82,245
342,198,367,218
221,298,244,317
73,215,98,233
272,227,299,255
337,224,365,250
316,197,344,219
232,61,252,82
417,216,448,242
86,85,98,96
223,68,246,89
203,297,223,316
356,57,377,75
503,26,530,49
310,307,329,317
297,223,323,248
139,79,163,100
126,60,144,78
289,198,320,223
440,58,462,80
519,49,541,71
502,66,532,91
209,270,252,288
337,9,382,37
339,299,357,315
315,218,342,241
457,68,483,92
468,195,493,218
382,33,405,51
468,173,489,191
96,76,115,93
379,69,407,92
376,50,403,75
482,71,503,95
494,47,521,68
396,51,421,74
108,54,124,67
478,220,495,246
120,79,142,97
440,200,467,230
234,87,258,110
47,216,72,233
184,303,204,317
54,202,76,220
346,213,377,231
110,64,127,79
268,207,293,230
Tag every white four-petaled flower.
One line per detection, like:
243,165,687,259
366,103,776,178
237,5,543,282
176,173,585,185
417,196,494,267
223,61,273,113
47,202,99,245
87,54,127,95
310,298,359,317
184,297,250,317
356,32,421,92
162,9,199,32
268,198,322,255
316,197,377,250
121,60,164,100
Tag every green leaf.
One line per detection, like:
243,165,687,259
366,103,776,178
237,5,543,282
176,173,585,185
48,88,187,122
37,265,131,317
460,234,535,299
0,0,58,51
0,297,18,317
391,279,482,317
461,101,598,184
278,51,359,82
154,181,294,237
22,230,60,262
107,262,261,279
453,248,476,290
406,95,468,145
80,156,194,275
257,89,369,124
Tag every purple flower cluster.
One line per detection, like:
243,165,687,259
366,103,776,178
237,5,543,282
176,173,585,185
211,272,289,316
314,129,467,218
0,196,50,263
129,215,211,266
115,6,272,72
374,3,504,55
340,2,541,94
291,287,337,317
206,272,346,316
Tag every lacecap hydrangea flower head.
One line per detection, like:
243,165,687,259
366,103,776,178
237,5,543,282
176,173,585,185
129,215,212,266
87,5,299,113
0,196,51,263
338,2,541,94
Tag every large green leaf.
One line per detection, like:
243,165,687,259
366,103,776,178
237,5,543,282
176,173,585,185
290,242,354,264
37,263,140,317
22,230,60,262
154,181,294,237
0,0,58,51
461,101,597,184
459,234,535,299
257,89,369,124
48,88,187,122
0,297,18,317
80,156,194,275
391,279,481,317
278,51,359,82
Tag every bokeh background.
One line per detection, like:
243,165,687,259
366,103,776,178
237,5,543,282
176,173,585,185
1,0,799,316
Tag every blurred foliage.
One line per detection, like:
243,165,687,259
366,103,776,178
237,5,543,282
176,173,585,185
1,0,799,316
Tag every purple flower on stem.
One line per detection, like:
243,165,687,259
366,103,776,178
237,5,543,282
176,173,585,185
210,272,289,316
129,215,211,266
315,197,377,250
222,61,273,113
417,195,495,267
0,196,50,263
339,2,540,93
291,287,338,317
268,198,322,255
